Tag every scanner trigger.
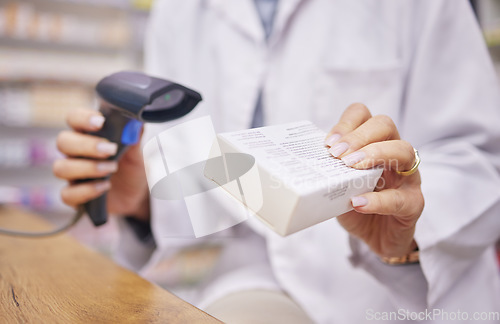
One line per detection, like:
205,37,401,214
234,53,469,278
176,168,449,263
121,119,143,145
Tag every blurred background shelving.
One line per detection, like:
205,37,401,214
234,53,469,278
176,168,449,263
0,0,151,253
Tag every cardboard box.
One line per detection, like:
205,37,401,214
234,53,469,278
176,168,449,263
205,121,383,236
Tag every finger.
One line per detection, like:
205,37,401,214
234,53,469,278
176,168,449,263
53,158,118,181
57,131,118,158
324,103,372,146
350,188,424,219
66,108,105,132
340,140,416,173
60,180,111,207
328,114,400,158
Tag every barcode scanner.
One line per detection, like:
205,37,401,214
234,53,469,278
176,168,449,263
83,71,202,226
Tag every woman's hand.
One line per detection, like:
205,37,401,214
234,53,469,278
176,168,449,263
325,103,424,258
53,108,150,220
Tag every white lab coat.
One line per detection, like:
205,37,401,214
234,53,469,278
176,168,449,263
115,0,500,323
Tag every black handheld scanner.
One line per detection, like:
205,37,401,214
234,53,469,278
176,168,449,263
82,71,202,226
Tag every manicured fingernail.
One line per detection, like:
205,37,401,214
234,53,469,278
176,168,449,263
342,151,365,166
324,134,341,147
97,142,118,155
329,142,349,157
89,115,105,128
94,181,111,192
97,161,118,173
351,196,368,207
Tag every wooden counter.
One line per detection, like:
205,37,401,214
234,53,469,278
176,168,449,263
0,206,220,323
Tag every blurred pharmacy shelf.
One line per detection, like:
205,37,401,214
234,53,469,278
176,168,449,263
0,0,149,81
0,81,94,127
0,0,149,251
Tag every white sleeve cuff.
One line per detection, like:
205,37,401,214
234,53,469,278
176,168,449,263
113,217,156,272
348,235,428,312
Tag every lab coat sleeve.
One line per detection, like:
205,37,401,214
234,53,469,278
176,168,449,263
113,217,156,272
352,0,500,311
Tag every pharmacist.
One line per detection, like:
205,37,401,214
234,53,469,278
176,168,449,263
54,0,500,323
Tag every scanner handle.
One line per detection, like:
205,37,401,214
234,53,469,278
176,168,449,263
79,105,143,226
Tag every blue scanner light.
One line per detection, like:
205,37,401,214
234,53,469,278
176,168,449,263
121,119,143,145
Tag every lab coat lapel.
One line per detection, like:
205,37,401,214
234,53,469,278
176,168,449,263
206,0,264,43
270,0,308,44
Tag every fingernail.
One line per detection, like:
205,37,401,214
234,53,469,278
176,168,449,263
94,181,111,192
324,134,341,147
351,196,368,207
342,151,366,166
89,115,105,128
97,142,118,155
97,161,118,173
328,142,349,157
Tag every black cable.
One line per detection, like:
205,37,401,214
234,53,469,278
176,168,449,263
0,206,84,238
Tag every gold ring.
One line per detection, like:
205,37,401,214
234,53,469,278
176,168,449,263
396,148,420,176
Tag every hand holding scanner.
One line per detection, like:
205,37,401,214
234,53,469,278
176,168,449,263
82,71,202,226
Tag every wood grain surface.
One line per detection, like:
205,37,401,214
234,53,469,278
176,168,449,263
0,206,220,323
